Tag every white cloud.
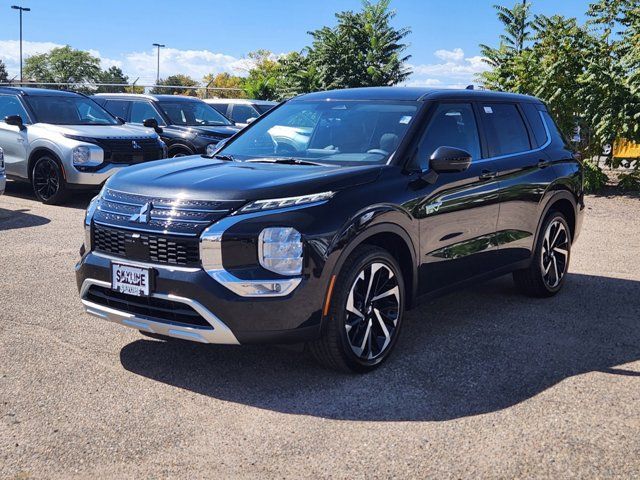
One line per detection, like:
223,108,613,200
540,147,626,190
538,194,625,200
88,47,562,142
406,48,490,89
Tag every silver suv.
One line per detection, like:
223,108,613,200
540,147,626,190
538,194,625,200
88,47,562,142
0,87,167,204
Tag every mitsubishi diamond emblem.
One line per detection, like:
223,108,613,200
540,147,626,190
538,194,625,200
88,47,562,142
132,140,142,150
130,202,152,223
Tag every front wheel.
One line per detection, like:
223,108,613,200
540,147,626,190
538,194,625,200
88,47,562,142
513,211,571,297
32,156,68,204
309,245,405,373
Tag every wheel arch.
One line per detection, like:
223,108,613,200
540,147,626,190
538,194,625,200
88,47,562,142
28,148,65,182
535,189,577,247
168,143,194,157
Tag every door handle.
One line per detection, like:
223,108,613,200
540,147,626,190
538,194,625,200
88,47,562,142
479,169,497,180
538,159,551,168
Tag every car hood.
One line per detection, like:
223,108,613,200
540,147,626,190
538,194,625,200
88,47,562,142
167,125,241,138
41,124,158,139
106,156,382,202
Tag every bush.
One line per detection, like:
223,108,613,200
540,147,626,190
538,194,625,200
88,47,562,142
617,171,640,191
583,159,608,193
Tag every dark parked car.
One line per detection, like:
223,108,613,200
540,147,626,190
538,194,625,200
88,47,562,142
94,94,241,157
77,87,584,373
205,99,278,127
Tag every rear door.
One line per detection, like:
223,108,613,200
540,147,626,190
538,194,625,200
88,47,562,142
477,101,558,266
413,102,501,294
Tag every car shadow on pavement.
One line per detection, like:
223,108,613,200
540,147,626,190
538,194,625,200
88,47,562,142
119,273,640,421
2,180,95,210
0,207,50,231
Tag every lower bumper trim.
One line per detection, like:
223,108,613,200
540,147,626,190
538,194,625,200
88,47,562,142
80,278,240,345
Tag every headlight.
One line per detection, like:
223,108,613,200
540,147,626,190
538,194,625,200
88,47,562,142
258,227,303,276
240,191,335,213
72,146,91,165
206,143,218,157
0,147,4,171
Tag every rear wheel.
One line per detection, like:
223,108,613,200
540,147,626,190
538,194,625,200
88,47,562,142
513,211,571,297
309,245,405,373
32,156,68,204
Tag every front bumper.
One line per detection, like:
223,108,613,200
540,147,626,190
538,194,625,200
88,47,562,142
75,251,325,345
64,162,125,187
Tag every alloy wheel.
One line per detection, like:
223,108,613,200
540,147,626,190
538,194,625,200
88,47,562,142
33,158,60,201
540,219,569,289
344,262,400,360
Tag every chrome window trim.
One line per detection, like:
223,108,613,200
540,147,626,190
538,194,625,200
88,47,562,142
80,278,240,345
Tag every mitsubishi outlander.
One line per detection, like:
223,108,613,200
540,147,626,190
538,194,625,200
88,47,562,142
76,87,584,373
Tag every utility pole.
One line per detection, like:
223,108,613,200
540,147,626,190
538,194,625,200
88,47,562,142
11,5,31,84
152,43,165,86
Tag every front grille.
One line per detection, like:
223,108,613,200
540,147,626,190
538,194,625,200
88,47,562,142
94,137,163,164
85,285,211,328
93,224,200,266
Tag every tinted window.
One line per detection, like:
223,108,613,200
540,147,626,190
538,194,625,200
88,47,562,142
209,103,229,116
130,101,164,125
480,103,530,156
417,103,481,169
521,103,548,148
104,100,130,120
542,111,568,147
255,103,276,114
25,96,117,125
231,104,260,124
0,95,30,123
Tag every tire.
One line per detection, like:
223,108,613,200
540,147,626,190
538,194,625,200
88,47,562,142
31,155,68,205
513,211,572,297
169,148,191,158
309,245,405,373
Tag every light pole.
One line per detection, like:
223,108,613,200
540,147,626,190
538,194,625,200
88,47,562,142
152,43,165,86
11,5,31,84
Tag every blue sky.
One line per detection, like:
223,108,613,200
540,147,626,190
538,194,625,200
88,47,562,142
0,0,589,87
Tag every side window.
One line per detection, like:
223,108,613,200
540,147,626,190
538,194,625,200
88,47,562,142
210,103,229,116
232,104,259,124
480,103,531,156
0,95,30,124
417,103,481,169
104,100,130,120
130,101,164,125
541,111,569,147
521,103,548,148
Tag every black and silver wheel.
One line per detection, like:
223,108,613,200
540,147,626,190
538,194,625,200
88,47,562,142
513,211,571,297
309,245,405,373
32,156,67,204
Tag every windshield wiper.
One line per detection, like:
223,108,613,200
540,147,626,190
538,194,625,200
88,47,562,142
245,157,327,166
213,154,236,161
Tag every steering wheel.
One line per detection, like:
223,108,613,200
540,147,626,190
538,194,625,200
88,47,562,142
366,149,388,156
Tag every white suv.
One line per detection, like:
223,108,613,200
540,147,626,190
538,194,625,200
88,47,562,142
0,87,167,204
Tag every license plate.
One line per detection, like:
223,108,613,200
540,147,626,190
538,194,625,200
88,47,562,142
111,263,151,297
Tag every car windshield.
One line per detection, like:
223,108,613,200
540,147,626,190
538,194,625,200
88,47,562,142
255,103,276,114
219,100,419,164
25,96,118,125
159,100,232,126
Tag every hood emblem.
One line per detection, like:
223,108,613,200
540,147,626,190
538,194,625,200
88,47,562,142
132,140,142,150
130,202,153,224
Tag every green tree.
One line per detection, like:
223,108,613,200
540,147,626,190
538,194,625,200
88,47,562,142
24,46,101,91
274,51,321,100
96,66,129,93
150,74,198,95
201,72,245,99
308,0,411,89
242,50,280,100
0,59,8,83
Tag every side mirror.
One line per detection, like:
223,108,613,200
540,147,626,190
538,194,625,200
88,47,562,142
246,117,257,124
429,146,472,173
5,115,25,131
143,118,163,134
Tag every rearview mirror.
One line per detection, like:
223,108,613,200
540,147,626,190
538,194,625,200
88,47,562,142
5,115,25,131
429,146,472,173
143,118,163,134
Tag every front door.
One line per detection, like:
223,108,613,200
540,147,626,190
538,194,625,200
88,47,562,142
409,102,501,295
0,94,30,178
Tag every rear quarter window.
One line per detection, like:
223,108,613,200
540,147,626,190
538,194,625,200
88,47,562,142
521,103,548,148
480,103,531,157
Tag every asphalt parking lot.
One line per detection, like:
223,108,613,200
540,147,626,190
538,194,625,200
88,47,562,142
1,182,639,479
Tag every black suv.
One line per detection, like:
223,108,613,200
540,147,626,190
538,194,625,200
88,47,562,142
94,94,241,157
76,87,584,373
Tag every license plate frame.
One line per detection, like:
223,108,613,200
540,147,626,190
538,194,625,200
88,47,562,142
111,262,152,297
